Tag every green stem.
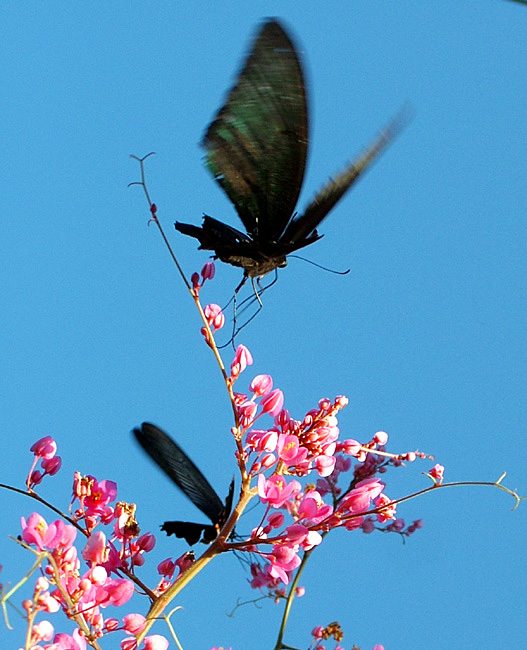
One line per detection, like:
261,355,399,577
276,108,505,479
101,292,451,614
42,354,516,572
272,548,313,650
135,485,256,644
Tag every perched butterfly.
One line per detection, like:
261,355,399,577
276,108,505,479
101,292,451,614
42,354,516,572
133,422,234,545
176,18,402,281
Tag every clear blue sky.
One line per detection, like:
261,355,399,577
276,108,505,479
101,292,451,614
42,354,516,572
1,2,526,649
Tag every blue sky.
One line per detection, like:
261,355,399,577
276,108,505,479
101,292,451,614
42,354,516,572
1,2,526,649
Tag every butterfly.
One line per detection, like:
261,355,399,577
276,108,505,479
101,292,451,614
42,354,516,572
175,18,402,283
133,422,234,545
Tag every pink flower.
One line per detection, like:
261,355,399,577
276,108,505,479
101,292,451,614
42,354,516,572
373,430,388,445
269,544,301,584
314,425,339,447
21,513,49,550
282,525,321,551
38,591,60,614
302,530,322,551
41,456,62,475
30,436,57,459
82,531,108,565
284,523,309,544
157,558,175,578
338,478,385,515
276,434,307,465
250,374,273,396
137,532,156,552
246,429,278,452
267,512,285,529
72,471,91,499
334,455,351,473
29,469,43,486
123,613,146,634
230,344,253,379
260,389,284,416
96,578,134,607
33,518,75,552
249,562,280,590
104,618,120,631
429,463,444,484
340,439,363,458
275,409,291,430
298,492,333,524
201,261,215,280
82,478,118,515
258,474,300,508
314,454,336,477
204,303,224,331
31,620,54,642
261,453,277,469
44,629,86,650
318,398,331,411
175,550,195,575
88,565,108,586
143,635,169,650
238,400,258,427
375,494,396,522
335,395,349,408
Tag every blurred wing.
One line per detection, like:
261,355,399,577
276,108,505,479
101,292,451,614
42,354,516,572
282,111,405,246
161,477,234,545
133,422,225,525
202,18,308,242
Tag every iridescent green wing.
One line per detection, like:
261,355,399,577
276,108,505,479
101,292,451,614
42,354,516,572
202,19,308,243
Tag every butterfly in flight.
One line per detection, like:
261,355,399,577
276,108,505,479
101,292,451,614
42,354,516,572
133,422,234,545
175,18,403,287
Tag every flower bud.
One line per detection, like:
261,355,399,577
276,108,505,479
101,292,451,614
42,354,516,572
260,389,284,416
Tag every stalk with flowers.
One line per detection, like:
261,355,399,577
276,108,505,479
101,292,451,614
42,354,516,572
0,172,522,650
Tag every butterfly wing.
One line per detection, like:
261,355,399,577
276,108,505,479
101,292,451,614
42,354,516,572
160,521,216,546
202,19,308,243
161,478,235,544
281,112,405,247
133,422,225,525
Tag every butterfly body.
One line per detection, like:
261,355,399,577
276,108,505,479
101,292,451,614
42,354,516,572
175,19,402,278
176,215,317,276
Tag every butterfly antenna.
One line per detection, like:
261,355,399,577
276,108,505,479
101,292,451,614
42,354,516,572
288,254,350,275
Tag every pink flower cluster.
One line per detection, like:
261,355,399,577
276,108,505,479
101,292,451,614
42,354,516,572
19,438,168,649
191,261,215,293
217,345,413,591
27,436,62,489
15,300,433,647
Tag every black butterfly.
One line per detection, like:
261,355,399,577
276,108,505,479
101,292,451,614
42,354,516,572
133,422,234,545
175,18,402,281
